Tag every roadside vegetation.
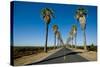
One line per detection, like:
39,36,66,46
13,46,54,59
68,44,97,51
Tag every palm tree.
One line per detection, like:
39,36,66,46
41,8,54,52
75,7,87,51
52,24,58,49
72,24,77,48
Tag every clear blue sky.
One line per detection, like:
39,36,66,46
12,1,97,46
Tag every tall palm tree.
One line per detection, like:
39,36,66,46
41,8,54,52
52,24,58,49
72,24,77,48
75,7,87,51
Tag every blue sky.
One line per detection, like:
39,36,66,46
12,1,97,46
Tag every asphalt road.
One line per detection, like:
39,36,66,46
27,47,89,65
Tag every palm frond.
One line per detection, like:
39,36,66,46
53,24,58,33
41,8,55,18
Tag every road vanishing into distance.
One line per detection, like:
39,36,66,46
27,47,89,65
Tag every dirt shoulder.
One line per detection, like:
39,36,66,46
69,48,97,61
14,48,62,66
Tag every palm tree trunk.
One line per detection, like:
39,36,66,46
59,38,62,47
58,39,60,48
75,34,77,48
57,38,59,48
83,29,87,51
72,37,73,48
58,38,61,47
44,24,49,53
60,38,64,47
54,34,56,49
57,38,58,48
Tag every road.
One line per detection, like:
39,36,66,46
27,47,89,65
